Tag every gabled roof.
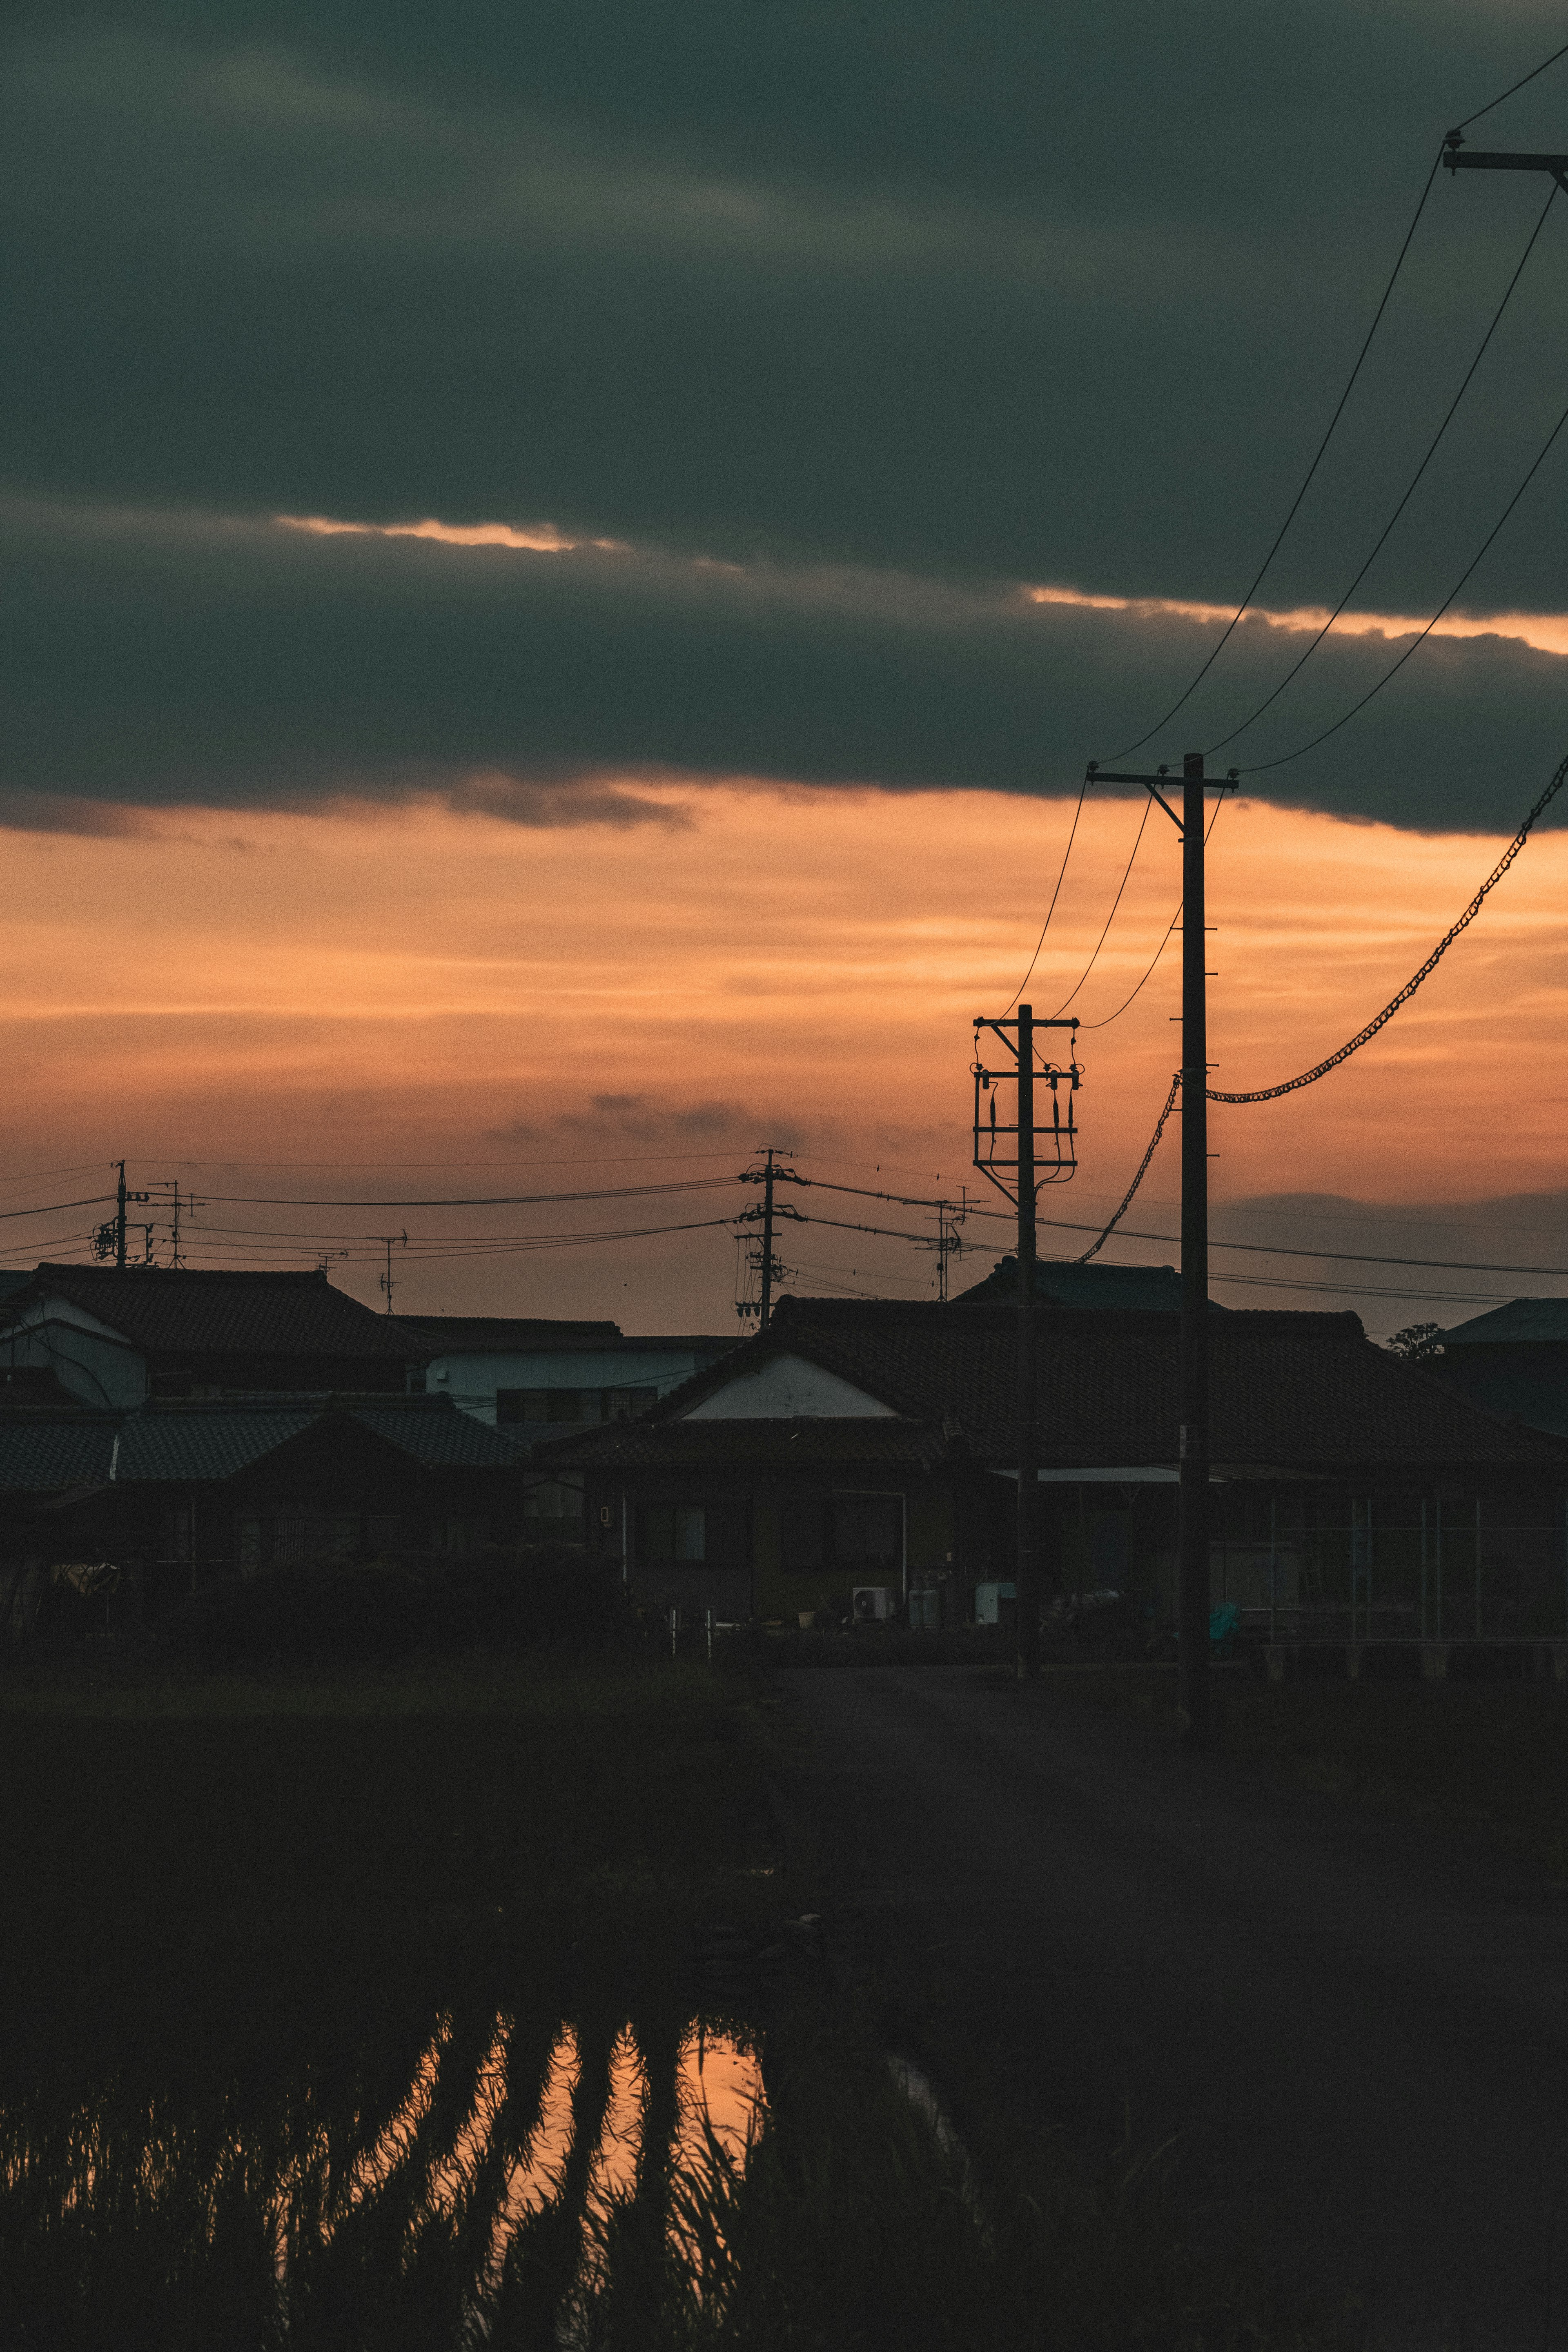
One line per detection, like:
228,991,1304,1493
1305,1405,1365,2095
0,1394,521,1494
539,1296,1568,1476
1442,1298,1568,1347
6,1265,422,1363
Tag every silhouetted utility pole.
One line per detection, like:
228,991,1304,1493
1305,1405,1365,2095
973,1004,1080,1678
760,1149,777,1329
737,1150,797,1327
1085,752,1234,1742
94,1163,150,1269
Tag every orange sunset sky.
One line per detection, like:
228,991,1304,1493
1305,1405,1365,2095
5,773,1562,1339
6,3,1568,1339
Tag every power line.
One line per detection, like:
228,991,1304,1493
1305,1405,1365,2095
1049,797,1152,1017
1450,33,1568,136
1238,379,1568,775
1001,775,1088,1015
196,1176,737,1210
1205,178,1560,758
1104,151,1445,763
1210,742,1568,1101
1080,794,1226,1031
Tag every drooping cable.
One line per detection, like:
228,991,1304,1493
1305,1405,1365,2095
1102,150,1444,764
1000,775,1088,1015
1078,790,1225,1031
1209,744,1568,1102
1049,797,1152,1017
1205,179,1559,757
1237,381,1568,775
1074,1075,1181,1265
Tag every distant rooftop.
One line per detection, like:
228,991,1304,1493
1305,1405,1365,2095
1442,1298,1568,1347
6,1264,421,1361
955,1256,1210,1313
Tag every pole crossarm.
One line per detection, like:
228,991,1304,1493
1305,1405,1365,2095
1086,762,1238,834
1445,145,1568,192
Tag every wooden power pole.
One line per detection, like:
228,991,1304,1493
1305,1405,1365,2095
1085,751,1234,1743
973,1004,1080,1678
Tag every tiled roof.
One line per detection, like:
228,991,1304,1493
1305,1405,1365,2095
353,1404,523,1466
0,1396,522,1492
0,1420,117,1492
1442,1298,1568,1346
547,1299,1568,1476
116,1409,314,1482
955,1256,1195,1312
9,1266,422,1363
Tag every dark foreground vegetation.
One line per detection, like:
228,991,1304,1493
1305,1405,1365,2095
0,1615,1364,2349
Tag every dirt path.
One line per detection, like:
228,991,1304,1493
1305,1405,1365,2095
781,1665,1568,2350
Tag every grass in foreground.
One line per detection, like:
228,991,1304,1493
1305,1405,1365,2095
0,1652,774,1934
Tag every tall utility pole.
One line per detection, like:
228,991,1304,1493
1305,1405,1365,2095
736,1150,796,1327
1085,752,1234,1742
760,1147,777,1330
1016,1006,1039,1678
973,1005,1080,1678
94,1163,149,1269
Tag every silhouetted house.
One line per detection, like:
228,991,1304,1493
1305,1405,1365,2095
394,1314,735,1545
0,1394,524,1632
395,1315,734,1431
1432,1299,1568,1439
541,1296,1568,1638
0,1265,426,1408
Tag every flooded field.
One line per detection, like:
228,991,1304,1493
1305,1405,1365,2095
0,1919,774,2345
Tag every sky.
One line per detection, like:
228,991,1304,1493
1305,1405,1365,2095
2,0,1567,1333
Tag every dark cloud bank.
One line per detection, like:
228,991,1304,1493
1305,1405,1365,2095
2,2,1567,831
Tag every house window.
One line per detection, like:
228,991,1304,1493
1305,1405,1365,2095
640,1502,706,1565
274,1518,307,1564
236,1518,263,1571
326,1516,360,1557
603,1385,658,1421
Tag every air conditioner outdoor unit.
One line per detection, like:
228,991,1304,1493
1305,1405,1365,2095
852,1585,893,1623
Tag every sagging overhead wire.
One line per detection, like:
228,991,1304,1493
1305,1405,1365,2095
1049,797,1152,1018
1104,149,1446,764
196,1176,737,1210
1237,378,1568,776
1071,743,1568,1254
1205,177,1561,759
1001,775,1088,1015
1211,742,1568,1101
1078,790,1226,1031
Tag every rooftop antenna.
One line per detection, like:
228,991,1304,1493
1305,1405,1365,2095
376,1231,408,1315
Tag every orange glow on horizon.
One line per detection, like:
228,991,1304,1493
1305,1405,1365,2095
0,780,1562,1325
